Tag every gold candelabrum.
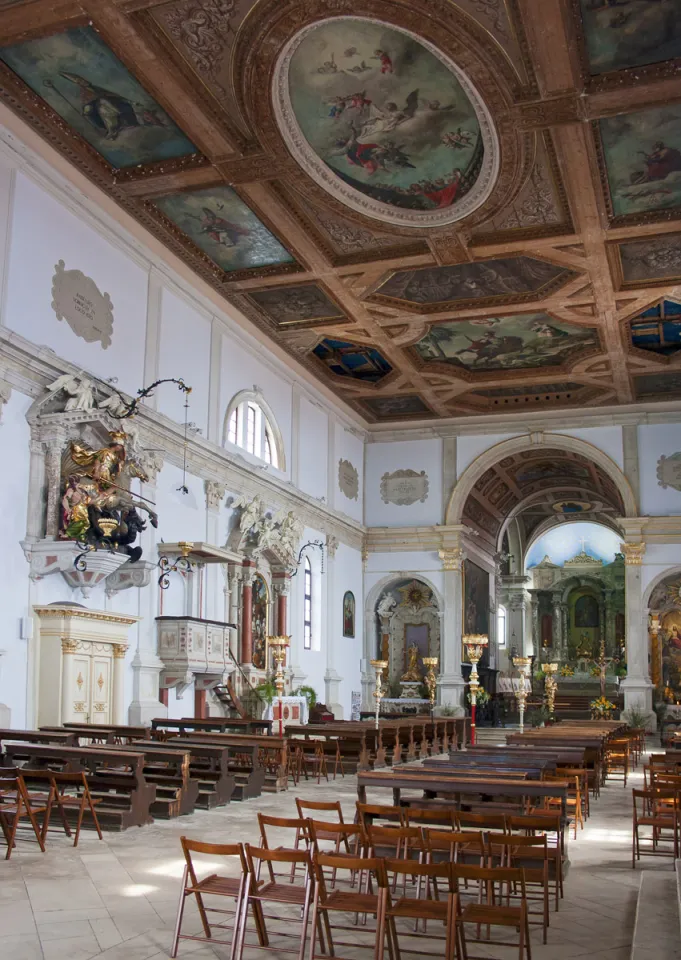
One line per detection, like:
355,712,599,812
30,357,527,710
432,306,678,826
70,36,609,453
541,662,559,718
268,635,290,735
512,656,532,733
463,634,488,746
370,659,388,730
422,657,439,713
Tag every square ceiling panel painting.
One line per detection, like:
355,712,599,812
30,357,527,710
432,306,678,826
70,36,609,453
414,314,599,371
153,187,295,273
631,300,681,355
579,0,681,76
599,104,681,218
247,284,345,327
618,233,681,286
370,257,574,311
634,371,681,400
0,26,196,168
360,394,433,419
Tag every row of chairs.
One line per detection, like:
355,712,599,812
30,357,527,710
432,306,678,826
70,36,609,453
173,833,534,960
0,769,102,858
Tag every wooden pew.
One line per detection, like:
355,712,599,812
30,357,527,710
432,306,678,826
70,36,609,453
423,754,554,779
286,724,371,772
40,726,116,744
466,745,586,766
61,723,151,744
151,717,272,738
2,742,156,829
0,729,77,749
357,768,570,823
113,743,199,818
177,733,268,798
135,739,235,808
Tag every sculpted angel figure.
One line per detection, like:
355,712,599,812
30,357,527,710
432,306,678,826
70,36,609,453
377,595,397,619
233,494,264,534
47,373,97,411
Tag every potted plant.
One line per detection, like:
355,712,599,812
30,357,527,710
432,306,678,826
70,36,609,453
294,685,318,710
528,706,549,728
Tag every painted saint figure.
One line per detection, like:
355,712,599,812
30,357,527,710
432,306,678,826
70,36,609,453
58,71,161,141
197,208,250,248
632,140,681,184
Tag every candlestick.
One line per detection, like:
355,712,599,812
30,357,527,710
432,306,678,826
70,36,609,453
513,656,532,733
463,634,488,746
370,659,388,730
268,635,290,736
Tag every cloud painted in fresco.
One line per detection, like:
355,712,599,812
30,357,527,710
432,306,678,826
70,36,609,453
526,521,621,569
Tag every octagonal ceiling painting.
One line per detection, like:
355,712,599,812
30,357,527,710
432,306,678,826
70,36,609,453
414,314,599,372
273,17,498,227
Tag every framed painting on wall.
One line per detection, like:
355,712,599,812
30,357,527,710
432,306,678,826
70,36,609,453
343,591,355,638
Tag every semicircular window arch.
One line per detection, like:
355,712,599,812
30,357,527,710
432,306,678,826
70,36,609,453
222,390,286,470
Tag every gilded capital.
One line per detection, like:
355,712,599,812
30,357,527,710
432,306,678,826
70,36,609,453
439,547,464,571
621,541,645,566
112,643,128,659
61,638,78,654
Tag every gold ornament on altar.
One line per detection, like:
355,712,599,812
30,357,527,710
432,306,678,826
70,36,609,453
463,634,488,739
422,657,439,709
268,636,290,698
541,662,558,717
397,580,432,612
401,642,423,682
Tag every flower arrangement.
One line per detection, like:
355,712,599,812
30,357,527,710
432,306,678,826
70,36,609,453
590,696,616,718
559,665,575,677
465,687,490,706
590,666,602,678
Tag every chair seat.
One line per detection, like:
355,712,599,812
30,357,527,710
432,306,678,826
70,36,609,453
388,897,449,921
638,816,676,827
322,890,380,914
188,875,242,897
252,881,308,905
461,903,524,926
0,802,48,815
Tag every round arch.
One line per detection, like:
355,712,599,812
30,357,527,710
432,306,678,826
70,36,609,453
445,433,637,525
643,565,681,610
364,573,445,618
522,516,624,570
222,388,287,470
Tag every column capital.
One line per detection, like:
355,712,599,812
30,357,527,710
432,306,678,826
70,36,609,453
0,378,11,422
204,479,226,511
273,578,291,597
61,638,78,654
439,547,464,571
326,534,339,559
621,541,646,565
112,643,128,659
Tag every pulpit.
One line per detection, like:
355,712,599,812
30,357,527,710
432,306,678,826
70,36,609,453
34,604,139,726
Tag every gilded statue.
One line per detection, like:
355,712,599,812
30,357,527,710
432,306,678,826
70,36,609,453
401,643,423,682
60,431,158,561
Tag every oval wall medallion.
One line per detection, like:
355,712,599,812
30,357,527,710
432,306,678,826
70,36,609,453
273,16,499,229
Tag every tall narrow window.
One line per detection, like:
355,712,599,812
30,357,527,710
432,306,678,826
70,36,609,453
227,407,239,446
246,402,257,454
303,556,312,650
497,605,507,648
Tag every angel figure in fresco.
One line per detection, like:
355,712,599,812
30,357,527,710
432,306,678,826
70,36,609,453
401,643,422,682
56,72,162,141
357,90,419,139
372,49,393,73
196,208,250,249
632,141,681,184
441,128,475,150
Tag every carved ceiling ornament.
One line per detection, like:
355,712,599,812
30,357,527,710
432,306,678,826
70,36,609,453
51,260,114,349
272,16,500,229
380,468,429,505
338,458,359,500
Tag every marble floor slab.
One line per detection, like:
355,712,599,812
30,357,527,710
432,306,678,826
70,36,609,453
0,742,676,959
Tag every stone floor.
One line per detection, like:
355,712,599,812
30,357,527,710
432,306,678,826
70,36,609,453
0,750,674,960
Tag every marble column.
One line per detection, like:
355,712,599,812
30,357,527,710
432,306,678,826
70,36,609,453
25,437,46,543
203,480,226,622
228,566,240,663
551,592,562,658
112,643,127,724
560,604,569,661
43,430,67,540
128,451,166,725
241,563,255,664
619,541,653,719
323,535,343,717
438,548,466,712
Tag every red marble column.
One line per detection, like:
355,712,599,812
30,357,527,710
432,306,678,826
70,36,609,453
159,688,169,708
194,686,206,719
241,563,254,664
276,579,290,635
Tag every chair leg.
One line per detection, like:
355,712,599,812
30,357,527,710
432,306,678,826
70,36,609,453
171,866,189,958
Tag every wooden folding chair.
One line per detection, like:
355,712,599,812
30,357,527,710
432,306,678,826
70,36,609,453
452,863,531,960
487,833,550,943
257,814,310,882
236,844,314,960
171,837,250,959
632,787,680,868
404,805,458,831
24,770,102,846
379,859,465,959
308,852,390,960
295,738,329,784
0,773,51,859
507,813,564,906
424,827,486,867
356,802,405,830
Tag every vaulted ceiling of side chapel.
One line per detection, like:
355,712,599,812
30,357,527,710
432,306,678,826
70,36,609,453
4,0,681,422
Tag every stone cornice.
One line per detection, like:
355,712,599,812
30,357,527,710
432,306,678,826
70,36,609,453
0,330,364,552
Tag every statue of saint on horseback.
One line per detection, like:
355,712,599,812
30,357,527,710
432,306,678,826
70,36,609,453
59,430,157,561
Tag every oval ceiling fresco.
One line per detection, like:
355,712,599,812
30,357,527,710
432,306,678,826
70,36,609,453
273,17,499,229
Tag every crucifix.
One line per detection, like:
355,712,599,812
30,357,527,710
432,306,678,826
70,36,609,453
579,535,589,554
591,636,618,698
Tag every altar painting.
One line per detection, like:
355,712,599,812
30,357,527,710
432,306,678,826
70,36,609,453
661,611,681,700
252,574,269,670
463,559,489,636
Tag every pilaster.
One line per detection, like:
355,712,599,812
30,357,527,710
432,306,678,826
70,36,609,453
619,540,653,717
438,545,466,713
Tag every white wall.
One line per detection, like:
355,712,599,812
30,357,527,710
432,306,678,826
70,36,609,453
332,543,363,717
157,286,212,437
334,422,363,523
365,438,442,528
639,424,681,517
298,398,328,501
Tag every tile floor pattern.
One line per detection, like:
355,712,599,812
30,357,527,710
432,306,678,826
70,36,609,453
0,749,670,960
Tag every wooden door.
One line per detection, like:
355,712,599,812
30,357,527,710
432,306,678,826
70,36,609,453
89,655,112,724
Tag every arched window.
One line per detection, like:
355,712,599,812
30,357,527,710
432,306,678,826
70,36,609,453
497,604,507,648
223,389,285,469
303,556,312,650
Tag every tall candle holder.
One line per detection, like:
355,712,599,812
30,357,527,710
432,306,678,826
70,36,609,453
369,659,388,730
513,656,532,733
541,662,559,719
268,635,290,736
422,657,439,717
463,634,488,746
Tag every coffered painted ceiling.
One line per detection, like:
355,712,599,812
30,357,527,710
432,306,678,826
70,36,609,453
2,0,681,422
